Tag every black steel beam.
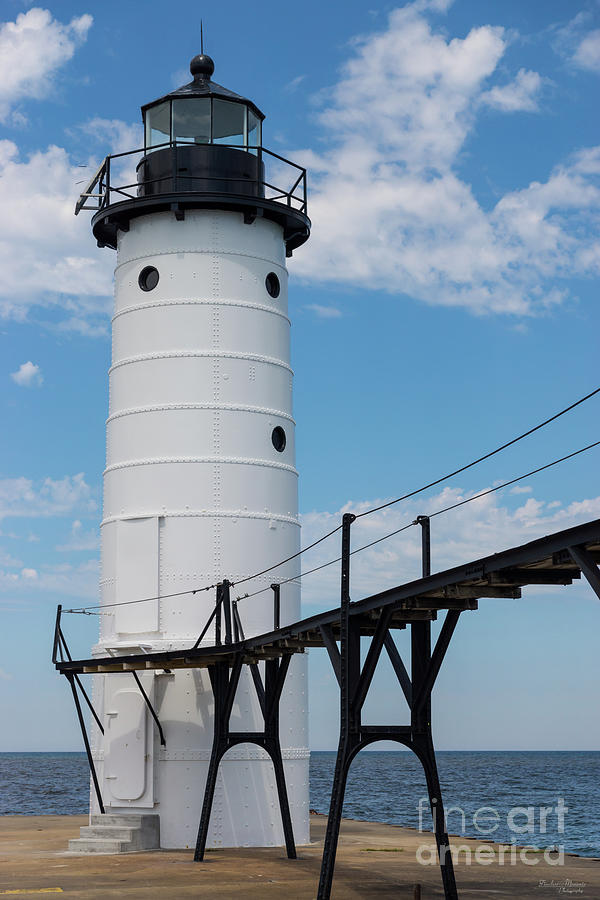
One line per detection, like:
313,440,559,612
249,665,266,718
271,583,281,630
226,731,267,745
194,664,228,862
319,624,341,686
411,620,431,733
416,515,431,578
67,674,104,814
222,581,232,645
265,654,292,725
317,513,356,900
195,650,296,863
52,605,62,664
353,609,392,713
419,586,521,599
59,629,73,662
357,519,600,616
490,568,579,585
74,674,104,736
413,611,461,714
384,633,412,705
568,545,600,600
191,598,220,649
131,670,166,747
231,604,267,717
223,654,243,724
360,724,412,738
54,518,600,677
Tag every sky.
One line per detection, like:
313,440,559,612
0,0,599,753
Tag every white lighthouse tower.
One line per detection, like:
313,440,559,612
83,49,311,849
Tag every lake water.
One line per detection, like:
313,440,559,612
0,750,597,856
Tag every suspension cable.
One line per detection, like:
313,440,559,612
355,387,600,519
64,385,599,614
237,439,600,602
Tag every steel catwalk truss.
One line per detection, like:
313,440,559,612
54,516,600,899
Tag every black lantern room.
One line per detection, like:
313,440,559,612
79,53,310,255
143,54,263,153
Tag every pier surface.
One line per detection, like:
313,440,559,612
0,814,597,898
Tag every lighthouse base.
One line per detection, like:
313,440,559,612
159,753,309,850
90,754,310,850
90,660,310,850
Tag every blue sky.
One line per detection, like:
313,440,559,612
0,0,599,751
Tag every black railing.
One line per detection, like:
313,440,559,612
75,141,307,216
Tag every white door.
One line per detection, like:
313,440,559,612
103,674,155,807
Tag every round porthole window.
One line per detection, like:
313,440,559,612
272,426,286,452
138,266,159,292
265,272,280,298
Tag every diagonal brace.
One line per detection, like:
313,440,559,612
52,605,63,664
67,673,104,814
249,665,267,717
74,673,104,735
413,610,460,714
319,624,341,686
132,670,166,746
265,654,292,725
223,654,244,726
384,633,412,705
231,603,266,717
56,619,105,737
353,609,393,713
569,545,600,601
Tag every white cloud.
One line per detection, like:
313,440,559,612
413,0,454,10
77,118,143,199
0,558,99,599
481,68,543,112
573,29,600,73
57,519,100,552
0,667,13,681
290,4,600,316
313,6,505,171
170,67,189,90
0,108,142,330
0,549,22,567
1,3,598,333
305,303,343,319
0,140,113,328
284,75,306,93
10,360,43,387
0,8,92,123
510,484,532,494
0,473,96,521
283,487,600,610
78,118,143,156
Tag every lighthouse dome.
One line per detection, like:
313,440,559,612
189,53,215,79
141,54,263,153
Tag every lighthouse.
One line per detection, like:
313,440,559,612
80,49,311,849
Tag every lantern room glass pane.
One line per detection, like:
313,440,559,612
172,98,210,144
212,99,245,146
145,101,170,151
247,110,261,154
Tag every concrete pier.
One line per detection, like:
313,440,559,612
0,814,597,897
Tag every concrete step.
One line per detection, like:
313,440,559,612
90,814,153,828
79,825,137,842
68,838,128,854
69,814,160,854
